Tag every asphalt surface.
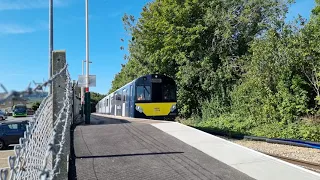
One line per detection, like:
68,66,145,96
0,149,14,168
1,116,32,122
72,115,254,180
0,116,32,169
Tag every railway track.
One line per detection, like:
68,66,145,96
262,152,320,173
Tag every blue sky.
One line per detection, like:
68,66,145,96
0,0,316,95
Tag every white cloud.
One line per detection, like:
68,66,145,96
0,24,35,34
0,0,69,11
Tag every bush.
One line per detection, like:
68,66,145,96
184,114,320,141
32,102,41,111
249,121,320,141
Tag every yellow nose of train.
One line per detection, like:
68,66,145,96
135,102,176,116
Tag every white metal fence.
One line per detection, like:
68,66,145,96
0,51,81,180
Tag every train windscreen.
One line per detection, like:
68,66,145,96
152,80,176,102
136,86,151,101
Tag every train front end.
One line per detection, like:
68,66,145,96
134,74,177,120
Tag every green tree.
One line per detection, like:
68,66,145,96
32,102,41,111
116,0,289,117
90,92,106,113
107,0,320,141
198,0,320,140
299,0,320,107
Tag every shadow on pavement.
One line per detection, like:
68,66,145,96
79,114,131,126
69,115,131,180
76,151,184,159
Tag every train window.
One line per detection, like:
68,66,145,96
115,94,121,101
130,85,133,101
123,89,126,101
163,84,176,101
136,86,151,101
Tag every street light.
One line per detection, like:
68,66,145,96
48,0,53,94
85,0,91,124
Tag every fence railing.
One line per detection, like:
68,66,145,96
0,50,81,180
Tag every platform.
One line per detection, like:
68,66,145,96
72,113,320,180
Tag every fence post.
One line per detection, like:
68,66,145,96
52,50,69,180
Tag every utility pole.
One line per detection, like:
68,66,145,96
49,0,53,94
85,0,91,124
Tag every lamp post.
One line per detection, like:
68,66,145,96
48,0,53,94
85,0,91,124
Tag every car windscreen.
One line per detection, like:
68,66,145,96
14,107,26,112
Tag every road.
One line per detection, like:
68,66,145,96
0,115,33,169
0,149,14,168
4,115,33,122
72,115,254,180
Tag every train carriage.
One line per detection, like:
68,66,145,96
97,74,177,120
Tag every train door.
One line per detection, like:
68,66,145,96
109,97,112,114
103,98,105,113
111,96,114,115
117,93,122,116
104,97,109,114
152,82,163,102
126,85,132,117
129,85,133,117
113,94,117,116
126,89,129,117
122,89,126,117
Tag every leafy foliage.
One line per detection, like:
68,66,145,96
32,102,41,111
108,0,320,141
90,92,105,113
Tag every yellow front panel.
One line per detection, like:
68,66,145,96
135,102,176,116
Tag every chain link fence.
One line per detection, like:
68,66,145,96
0,51,82,180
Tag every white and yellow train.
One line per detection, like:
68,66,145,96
96,74,177,120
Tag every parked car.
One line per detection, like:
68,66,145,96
0,120,28,150
12,104,27,117
0,110,7,121
5,109,12,116
27,108,35,115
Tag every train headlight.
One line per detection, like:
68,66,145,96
135,105,143,113
170,104,176,112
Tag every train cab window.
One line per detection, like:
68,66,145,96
136,86,151,101
163,84,176,101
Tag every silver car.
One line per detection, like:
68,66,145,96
0,110,7,121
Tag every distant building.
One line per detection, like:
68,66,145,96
23,91,48,103
23,91,48,107
0,91,48,112
0,93,28,112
